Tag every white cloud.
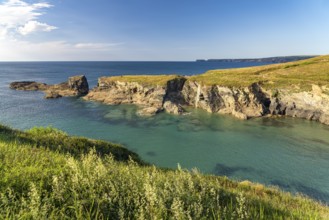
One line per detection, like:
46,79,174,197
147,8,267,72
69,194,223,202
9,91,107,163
18,20,57,35
0,0,55,36
0,39,124,61
0,0,123,60
74,43,124,50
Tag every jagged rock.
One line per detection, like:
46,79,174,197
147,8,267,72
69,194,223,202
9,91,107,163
44,91,62,99
10,75,89,98
68,75,89,95
10,81,48,91
181,81,268,119
136,107,161,116
163,101,184,115
232,110,248,120
12,73,329,125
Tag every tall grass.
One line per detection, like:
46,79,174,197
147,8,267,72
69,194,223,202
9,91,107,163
0,125,328,219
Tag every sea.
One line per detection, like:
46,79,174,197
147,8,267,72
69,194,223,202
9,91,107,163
0,61,329,203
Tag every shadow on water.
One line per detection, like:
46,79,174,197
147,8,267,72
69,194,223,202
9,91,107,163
146,151,157,157
270,180,329,204
259,117,294,129
214,163,259,177
305,138,329,145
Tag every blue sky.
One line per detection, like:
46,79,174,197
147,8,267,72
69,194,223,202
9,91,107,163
0,0,329,61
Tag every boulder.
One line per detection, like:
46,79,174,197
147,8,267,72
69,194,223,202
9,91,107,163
163,101,184,115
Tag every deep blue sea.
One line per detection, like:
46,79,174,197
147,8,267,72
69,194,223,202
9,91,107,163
1,61,329,203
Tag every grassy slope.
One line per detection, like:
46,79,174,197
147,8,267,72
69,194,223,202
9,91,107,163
190,55,329,91
100,75,180,87
100,56,329,92
0,125,328,219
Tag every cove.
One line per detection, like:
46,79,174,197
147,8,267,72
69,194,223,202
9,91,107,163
1,62,329,204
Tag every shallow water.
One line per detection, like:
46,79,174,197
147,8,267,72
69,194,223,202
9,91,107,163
0,62,329,203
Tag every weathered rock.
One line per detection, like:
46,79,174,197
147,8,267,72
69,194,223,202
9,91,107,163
10,81,48,91
136,107,161,116
12,73,329,125
181,81,269,119
44,91,62,99
85,78,165,108
68,75,89,95
163,101,184,115
269,89,329,124
10,75,89,98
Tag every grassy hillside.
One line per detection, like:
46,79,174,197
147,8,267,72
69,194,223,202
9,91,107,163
99,56,329,92
0,125,328,219
190,55,329,91
99,75,180,87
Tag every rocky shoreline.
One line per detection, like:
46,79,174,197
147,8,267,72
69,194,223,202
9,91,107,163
10,74,329,125
10,75,89,99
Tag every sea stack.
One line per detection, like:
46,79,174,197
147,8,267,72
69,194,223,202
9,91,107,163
10,75,89,99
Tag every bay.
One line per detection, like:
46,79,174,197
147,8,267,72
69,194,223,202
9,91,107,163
0,61,328,203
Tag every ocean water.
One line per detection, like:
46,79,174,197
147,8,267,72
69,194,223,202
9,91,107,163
0,61,329,203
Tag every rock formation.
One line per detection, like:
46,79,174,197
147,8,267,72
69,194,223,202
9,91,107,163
84,76,186,116
10,75,89,99
84,76,329,125
10,74,329,125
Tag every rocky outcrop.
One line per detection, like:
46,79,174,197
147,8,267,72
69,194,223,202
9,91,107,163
84,75,329,124
10,75,89,99
269,85,329,124
181,81,270,119
10,81,48,91
10,74,329,125
84,76,187,116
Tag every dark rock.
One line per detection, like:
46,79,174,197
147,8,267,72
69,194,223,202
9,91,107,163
163,101,184,115
10,81,48,91
68,75,89,95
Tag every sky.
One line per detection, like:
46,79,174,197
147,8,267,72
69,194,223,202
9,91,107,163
0,0,329,61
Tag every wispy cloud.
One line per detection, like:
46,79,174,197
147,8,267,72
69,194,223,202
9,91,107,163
0,0,56,37
0,39,124,61
74,43,124,50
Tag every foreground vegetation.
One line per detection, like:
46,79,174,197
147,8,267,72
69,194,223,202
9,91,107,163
0,125,328,219
190,55,329,91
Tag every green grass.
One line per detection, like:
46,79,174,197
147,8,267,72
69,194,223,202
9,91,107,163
0,125,328,219
189,55,329,91
99,75,182,87
98,56,329,92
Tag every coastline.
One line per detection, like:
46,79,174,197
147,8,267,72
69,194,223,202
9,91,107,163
10,55,329,125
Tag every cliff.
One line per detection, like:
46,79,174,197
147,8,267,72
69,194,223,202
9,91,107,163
84,55,329,124
9,55,329,125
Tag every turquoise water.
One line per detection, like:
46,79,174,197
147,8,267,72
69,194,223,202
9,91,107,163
0,62,329,203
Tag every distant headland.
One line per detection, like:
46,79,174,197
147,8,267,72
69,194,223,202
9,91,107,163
196,55,315,63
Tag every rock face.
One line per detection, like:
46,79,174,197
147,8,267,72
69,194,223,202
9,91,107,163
84,76,186,116
269,86,329,125
10,75,89,99
181,81,270,119
10,74,329,125
84,76,329,125
68,75,89,95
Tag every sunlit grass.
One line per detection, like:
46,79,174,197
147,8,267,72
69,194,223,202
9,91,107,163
190,55,329,91
0,125,328,219
99,74,181,87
